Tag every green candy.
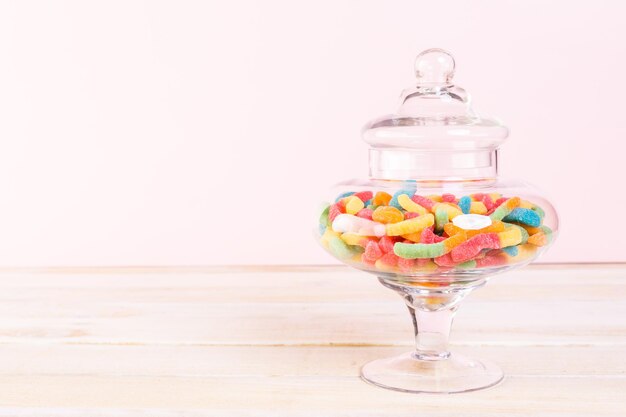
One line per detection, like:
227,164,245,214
435,208,448,233
394,242,446,259
457,260,477,269
319,204,330,227
328,236,358,259
532,204,546,220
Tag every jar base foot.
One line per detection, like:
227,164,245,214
360,351,503,394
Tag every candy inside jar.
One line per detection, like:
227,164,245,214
315,49,559,394
319,181,555,279
317,48,558,285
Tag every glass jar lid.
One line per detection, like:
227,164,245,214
363,49,509,181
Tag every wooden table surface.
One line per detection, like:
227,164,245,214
0,264,624,416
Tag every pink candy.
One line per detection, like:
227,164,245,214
353,191,373,202
411,195,435,210
356,208,373,220
378,236,396,253
442,193,456,203
450,233,501,263
328,203,343,222
363,241,383,262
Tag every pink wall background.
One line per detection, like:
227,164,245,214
0,1,623,266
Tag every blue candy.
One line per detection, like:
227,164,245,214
503,208,541,227
458,196,471,214
502,246,519,257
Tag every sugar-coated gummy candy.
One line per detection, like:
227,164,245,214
489,197,521,221
372,191,392,206
433,203,463,219
356,208,373,220
376,252,399,268
335,191,354,202
328,236,356,259
332,214,387,237
501,246,519,257
404,212,420,219
442,231,468,251
397,257,416,272
390,189,414,209
450,233,501,263
341,233,375,248
426,194,443,202
458,196,471,214
352,191,373,202
532,205,546,219
363,240,383,262
433,253,456,267
318,223,326,236
442,193,456,203
528,227,551,246
386,213,434,237
328,203,343,222
434,207,449,233
378,235,396,253
503,222,529,244
412,195,436,210
469,201,487,215
398,194,428,214
497,226,523,248
394,241,446,259
372,206,404,224
319,204,330,227
345,196,365,215
502,207,541,227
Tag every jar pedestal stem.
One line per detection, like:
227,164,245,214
360,278,504,394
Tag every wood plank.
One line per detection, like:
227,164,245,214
0,344,622,377
0,267,622,346
0,375,623,415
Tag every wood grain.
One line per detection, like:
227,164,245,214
0,265,623,415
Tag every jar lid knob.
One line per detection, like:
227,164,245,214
414,48,455,85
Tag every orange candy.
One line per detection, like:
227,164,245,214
372,191,392,206
372,206,404,224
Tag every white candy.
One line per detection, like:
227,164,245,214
331,214,387,237
452,214,492,230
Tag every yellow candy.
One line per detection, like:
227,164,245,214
528,231,548,246
398,194,428,215
372,191,392,206
340,233,374,248
320,229,341,248
497,227,522,248
345,196,365,215
432,202,463,219
349,253,363,263
469,201,488,214
372,206,404,224
519,200,535,209
426,194,443,202
489,193,502,201
386,213,434,236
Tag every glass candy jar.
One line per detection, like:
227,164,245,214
316,49,558,394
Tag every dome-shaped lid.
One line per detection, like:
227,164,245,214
363,49,509,181
362,49,508,151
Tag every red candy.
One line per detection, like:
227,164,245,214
353,191,373,202
328,203,343,222
363,241,383,262
411,195,435,210
356,208,373,220
433,253,457,267
482,195,495,211
450,233,500,263
378,236,396,253
442,193,456,203
475,251,508,268
378,252,399,267
404,212,420,219
420,227,446,244
397,257,416,272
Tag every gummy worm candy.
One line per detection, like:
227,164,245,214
458,196,471,214
386,213,434,236
398,194,428,215
489,197,521,221
502,207,541,227
450,233,501,263
332,214,387,237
